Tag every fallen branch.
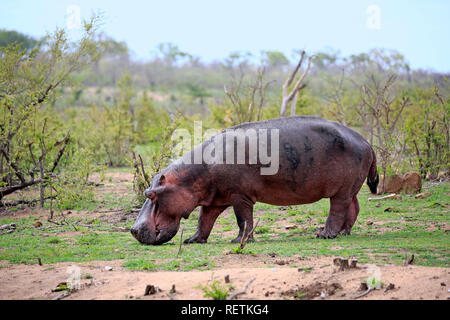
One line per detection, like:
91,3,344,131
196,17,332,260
52,292,71,300
1,196,56,208
227,278,256,300
0,223,16,235
177,227,184,257
353,288,372,299
368,193,399,201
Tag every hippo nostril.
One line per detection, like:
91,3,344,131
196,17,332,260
130,227,138,237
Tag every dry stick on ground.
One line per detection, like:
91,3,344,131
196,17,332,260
52,292,71,300
177,227,184,257
367,193,398,201
227,278,256,300
1,196,55,208
280,51,314,117
354,288,373,299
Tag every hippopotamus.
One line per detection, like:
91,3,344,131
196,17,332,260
131,116,379,245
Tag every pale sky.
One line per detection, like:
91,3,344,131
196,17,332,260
1,0,449,71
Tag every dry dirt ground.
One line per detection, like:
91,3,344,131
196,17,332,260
0,256,448,300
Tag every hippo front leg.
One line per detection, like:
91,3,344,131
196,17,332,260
230,195,255,243
184,205,228,244
317,197,350,239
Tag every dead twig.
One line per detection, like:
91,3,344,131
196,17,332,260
353,288,372,299
227,278,256,300
368,193,399,201
280,51,314,117
177,227,184,257
52,292,71,300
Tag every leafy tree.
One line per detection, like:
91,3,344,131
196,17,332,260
0,29,37,50
0,17,101,207
262,51,289,68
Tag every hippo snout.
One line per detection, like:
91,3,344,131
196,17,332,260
130,223,158,245
131,223,178,245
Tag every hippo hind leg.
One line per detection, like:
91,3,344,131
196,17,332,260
340,195,360,235
317,196,351,239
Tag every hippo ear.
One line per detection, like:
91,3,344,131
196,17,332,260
159,174,166,185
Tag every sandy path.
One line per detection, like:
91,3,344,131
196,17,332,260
0,256,448,300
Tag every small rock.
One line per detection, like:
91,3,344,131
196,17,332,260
285,225,297,230
170,284,176,294
359,282,369,291
104,266,113,271
275,260,288,265
34,221,43,228
384,283,395,292
224,274,230,283
144,285,156,296
366,221,373,225
320,292,328,299
440,282,446,286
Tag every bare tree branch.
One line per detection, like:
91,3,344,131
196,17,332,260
280,51,314,116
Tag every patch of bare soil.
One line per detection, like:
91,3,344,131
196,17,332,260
0,256,448,300
90,171,134,196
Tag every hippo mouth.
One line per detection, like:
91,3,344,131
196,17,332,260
131,223,179,245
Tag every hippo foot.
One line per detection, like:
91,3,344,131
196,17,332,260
316,228,339,239
339,229,351,236
231,235,254,243
183,234,207,244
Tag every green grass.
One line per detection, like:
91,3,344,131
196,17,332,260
0,180,448,270
197,280,234,300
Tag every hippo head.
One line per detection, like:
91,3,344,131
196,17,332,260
130,172,198,245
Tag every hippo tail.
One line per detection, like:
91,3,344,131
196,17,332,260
366,149,379,194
